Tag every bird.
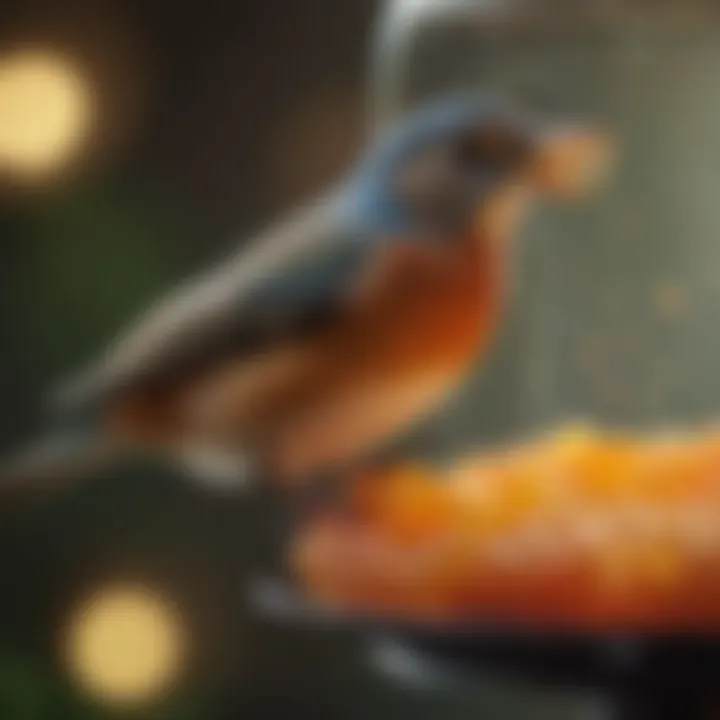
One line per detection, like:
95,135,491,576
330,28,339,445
0,95,611,498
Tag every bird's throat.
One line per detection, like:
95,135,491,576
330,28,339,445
475,183,531,249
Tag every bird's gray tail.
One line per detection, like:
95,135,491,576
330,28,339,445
0,430,123,504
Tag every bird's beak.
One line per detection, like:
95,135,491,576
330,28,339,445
471,121,614,243
529,125,614,200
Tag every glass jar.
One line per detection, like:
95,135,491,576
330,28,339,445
373,0,720,453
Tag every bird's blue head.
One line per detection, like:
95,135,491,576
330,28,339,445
344,95,538,238
343,94,611,240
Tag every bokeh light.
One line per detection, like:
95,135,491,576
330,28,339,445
0,49,92,179
62,583,187,707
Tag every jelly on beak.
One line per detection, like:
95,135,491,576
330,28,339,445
531,126,614,199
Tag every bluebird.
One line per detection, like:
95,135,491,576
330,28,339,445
1,95,611,495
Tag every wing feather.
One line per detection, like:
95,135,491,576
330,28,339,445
53,196,374,414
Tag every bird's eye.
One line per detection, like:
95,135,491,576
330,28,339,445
454,135,486,169
455,124,531,173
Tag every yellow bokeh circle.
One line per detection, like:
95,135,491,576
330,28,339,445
63,583,187,706
0,49,92,178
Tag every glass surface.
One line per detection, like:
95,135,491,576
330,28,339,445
375,0,720,455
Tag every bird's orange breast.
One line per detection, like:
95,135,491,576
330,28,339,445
344,232,505,373
265,233,507,479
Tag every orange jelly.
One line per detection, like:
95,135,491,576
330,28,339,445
291,424,720,628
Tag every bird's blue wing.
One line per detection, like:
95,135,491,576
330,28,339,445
53,199,380,413
230,232,373,346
